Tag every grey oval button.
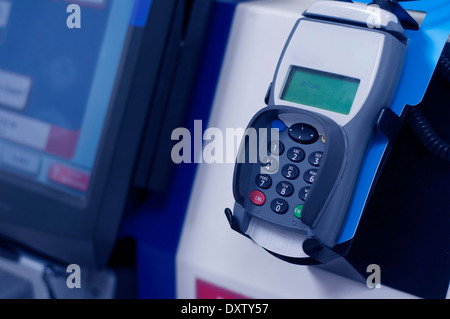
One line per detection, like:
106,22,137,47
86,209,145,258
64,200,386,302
288,123,319,144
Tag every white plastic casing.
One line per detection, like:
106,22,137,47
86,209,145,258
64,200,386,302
305,0,399,27
273,19,386,126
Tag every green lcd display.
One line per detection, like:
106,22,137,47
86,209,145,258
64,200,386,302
281,66,360,115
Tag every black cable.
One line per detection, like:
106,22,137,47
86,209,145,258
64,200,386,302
406,106,450,161
437,49,450,82
405,44,450,161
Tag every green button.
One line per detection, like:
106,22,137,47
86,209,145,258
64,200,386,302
294,205,303,219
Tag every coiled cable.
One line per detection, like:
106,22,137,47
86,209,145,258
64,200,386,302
437,49,450,82
405,44,450,161
406,106,450,160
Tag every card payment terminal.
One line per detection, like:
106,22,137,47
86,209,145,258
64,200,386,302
226,0,410,263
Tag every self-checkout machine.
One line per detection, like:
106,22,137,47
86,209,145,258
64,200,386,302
176,0,450,299
0,0,214,299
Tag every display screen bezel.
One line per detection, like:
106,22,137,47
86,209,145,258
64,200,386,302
0,0,140,205
280,65,360,115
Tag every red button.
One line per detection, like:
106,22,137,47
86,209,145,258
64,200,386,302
249,190,266,206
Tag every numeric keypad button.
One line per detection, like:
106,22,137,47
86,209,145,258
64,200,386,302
304,169,318,184
255,174,272,189
287,147,305,163
260,156,279,174
276,181,294,197
268,140,284,156
281,164,299,180
298,186,311,201
308,151,323,167
271,199,288,214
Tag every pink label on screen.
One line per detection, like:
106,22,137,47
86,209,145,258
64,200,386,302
196,279,249,299
45,126,80,159
0,108,80,159
48,163,90,192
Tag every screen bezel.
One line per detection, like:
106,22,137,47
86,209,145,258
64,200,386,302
280,65,360,115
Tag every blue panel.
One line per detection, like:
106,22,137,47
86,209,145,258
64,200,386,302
338,0,450,243
137,242,175,299
130,0,152,27
120,0,243,299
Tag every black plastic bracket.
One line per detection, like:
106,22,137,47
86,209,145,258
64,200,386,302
376,107,403,142
224,208,250,238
